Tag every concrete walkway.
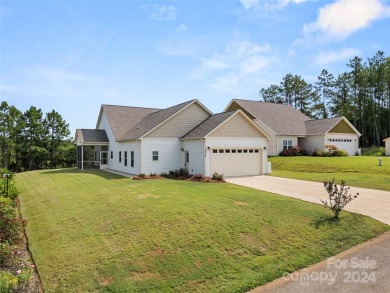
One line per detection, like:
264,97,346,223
226,176,390,225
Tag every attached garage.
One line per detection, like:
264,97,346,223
327,137,357,156
210,148,262,176
181,109,270,177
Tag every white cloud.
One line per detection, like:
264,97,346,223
150,5,176,21
176,24,187,33
315,48,360,65
240,0,309,11
193,41,276,93
304,0,390,39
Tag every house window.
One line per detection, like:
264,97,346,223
283,140,293,150
249,150,254,153
110,151,113,159
232,150,236,153
119,151,122,163
213,149,217,153
124,151,128,166
131,151,134,167
152,151,159,161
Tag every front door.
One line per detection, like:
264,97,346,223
184,151,189,171
100,151,108,169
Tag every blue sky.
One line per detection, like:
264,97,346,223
1,0,389,134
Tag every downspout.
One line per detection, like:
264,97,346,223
137,139,141,175
81,144,84,170
201,138,206,175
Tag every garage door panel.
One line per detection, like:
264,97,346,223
211,149,261,176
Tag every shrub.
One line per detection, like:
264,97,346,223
311,146,348,157
149,173,157,177
321,178,358,218
0,241,13,266
334,149,349,157
279,145,306,156
139,173,145,178
361,146,385,156
212,172,224,181
192,173,204,181
0,198,22,244
160,172,167,177
0,271,18,292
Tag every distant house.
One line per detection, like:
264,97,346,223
75,100,270,177
225,99,361,156
384,137,390,156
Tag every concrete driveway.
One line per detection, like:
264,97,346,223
226,176,390,225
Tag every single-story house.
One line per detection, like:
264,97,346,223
75,99,270,177
225,99,362,156
384,137,390,156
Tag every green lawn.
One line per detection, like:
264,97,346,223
269,156,390,191
17,169,389,292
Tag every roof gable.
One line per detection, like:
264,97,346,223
181,110,270,140
97,105,159,141
305,117,361,136
119,100,213,141
227,99,309,135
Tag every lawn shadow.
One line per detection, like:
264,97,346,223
41,168,130,180
311,216,341,229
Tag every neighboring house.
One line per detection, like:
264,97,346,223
225,99,361,156
75,100,270,177
384,137,390,156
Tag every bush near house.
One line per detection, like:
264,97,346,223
361,146,385,156
279,145,307,156
311,145,348,157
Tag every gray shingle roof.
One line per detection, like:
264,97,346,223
181,111,237,139
76,129,109,143
101,105,160,140
305,117,343,135
231,99,359,136
232,99,310,135
118,100,195,141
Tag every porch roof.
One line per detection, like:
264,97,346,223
75,129,109,146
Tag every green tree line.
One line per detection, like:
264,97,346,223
260,51,390,147
0,101,75,172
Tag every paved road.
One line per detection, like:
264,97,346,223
249,231,390,293
226,176,390,225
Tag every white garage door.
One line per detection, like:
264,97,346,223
211,148,262,177
328,138,355,155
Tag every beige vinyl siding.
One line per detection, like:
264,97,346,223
145,103,210,138
209,114,266,138
329,120,355,134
